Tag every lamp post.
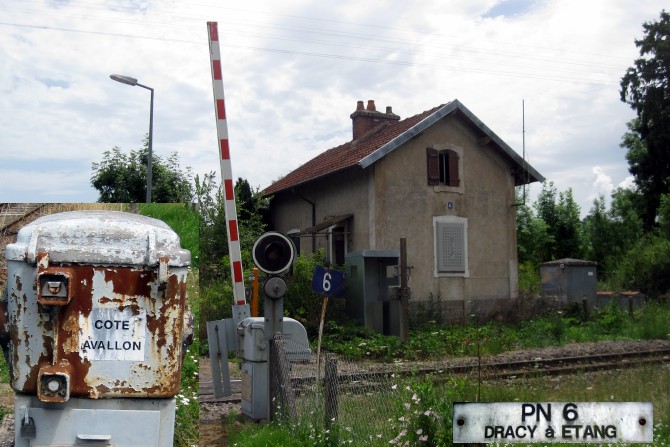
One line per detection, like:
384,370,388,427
110,74,154,203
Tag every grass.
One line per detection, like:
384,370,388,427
475,365,670,446
228,365,670,447
138,202,200,268
227,300,670,446
174,268,200,447
319,300,670,362
136,203,201,445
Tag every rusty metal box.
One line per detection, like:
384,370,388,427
4,210,191,401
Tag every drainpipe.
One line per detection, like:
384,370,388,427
292,189,316,252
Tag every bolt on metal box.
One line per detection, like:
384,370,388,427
3,210,192,446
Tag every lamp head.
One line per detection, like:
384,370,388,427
110,74,138,86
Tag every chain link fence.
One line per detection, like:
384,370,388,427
270,335,443,445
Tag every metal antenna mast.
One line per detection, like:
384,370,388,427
522,99,527,204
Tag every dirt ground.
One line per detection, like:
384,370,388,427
199,356,244,447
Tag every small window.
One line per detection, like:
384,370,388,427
434,216,468,276
328,226,346,266
287,229,300,255
427,147,460,187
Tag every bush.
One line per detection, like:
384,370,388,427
613,235,670,296
284,252,348,337
389,377,467,446
595,300,627,334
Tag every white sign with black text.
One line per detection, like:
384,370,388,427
453,402,652,443
79,307,147,361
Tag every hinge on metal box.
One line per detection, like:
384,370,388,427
36,252,74,306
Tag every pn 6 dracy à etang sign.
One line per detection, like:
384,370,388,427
453,402,652,443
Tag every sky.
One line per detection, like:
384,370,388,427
0,0,664,216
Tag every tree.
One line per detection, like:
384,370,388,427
620,10,670,228
515,198,549,266
609,187,644,249
554,188,584,259
533,182,583,261
195,173,268,283
91,137,193,203
583,195,612,272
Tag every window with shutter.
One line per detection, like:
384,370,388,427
427,147,461,188
447,149,460,187
434,216,468,276
426,147,440,185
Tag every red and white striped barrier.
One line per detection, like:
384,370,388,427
207,22,249,320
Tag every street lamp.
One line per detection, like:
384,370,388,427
110,74,154,203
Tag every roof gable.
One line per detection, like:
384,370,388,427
263,99,543,195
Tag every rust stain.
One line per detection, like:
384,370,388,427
60,312,79,355
36,252,49,270
9,263,188,399
104,267,153,297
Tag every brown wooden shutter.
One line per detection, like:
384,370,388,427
427,147,439,185
447,149,460,187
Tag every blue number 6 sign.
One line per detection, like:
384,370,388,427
311,265,345,297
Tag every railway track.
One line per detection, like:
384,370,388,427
0,203,46,233
0,203,48,287
200,346,670,403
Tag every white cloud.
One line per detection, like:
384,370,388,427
0,0,664,209
592,165,615,198
619,176,636,190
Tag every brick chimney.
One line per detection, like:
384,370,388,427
350,100,400,140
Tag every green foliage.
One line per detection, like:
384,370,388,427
91,138,194,203
515,200,550,266
516,183,583,287
229,301,670,446
137,203,200,267
517,261,540,294
659,192,670,238
533,182,584,261
410,293,445,329
321,301,670,362
284,251,347,337
583,188,645,280
632,301,670,339
196,172,268,285
620,10,670,228
228,422,307,446
175,269,200,447
389,378,467,446
595,300,627,334
199,281,234,354
195,173,268,343
611,234,670,296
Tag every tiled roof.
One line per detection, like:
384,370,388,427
263,99,544,195
263,104,445,195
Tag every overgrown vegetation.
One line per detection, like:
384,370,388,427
138,203,200,267
228,363,670,447
319,300,670,362
135,203,201,446
196,173,268,342
174,269,200,447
